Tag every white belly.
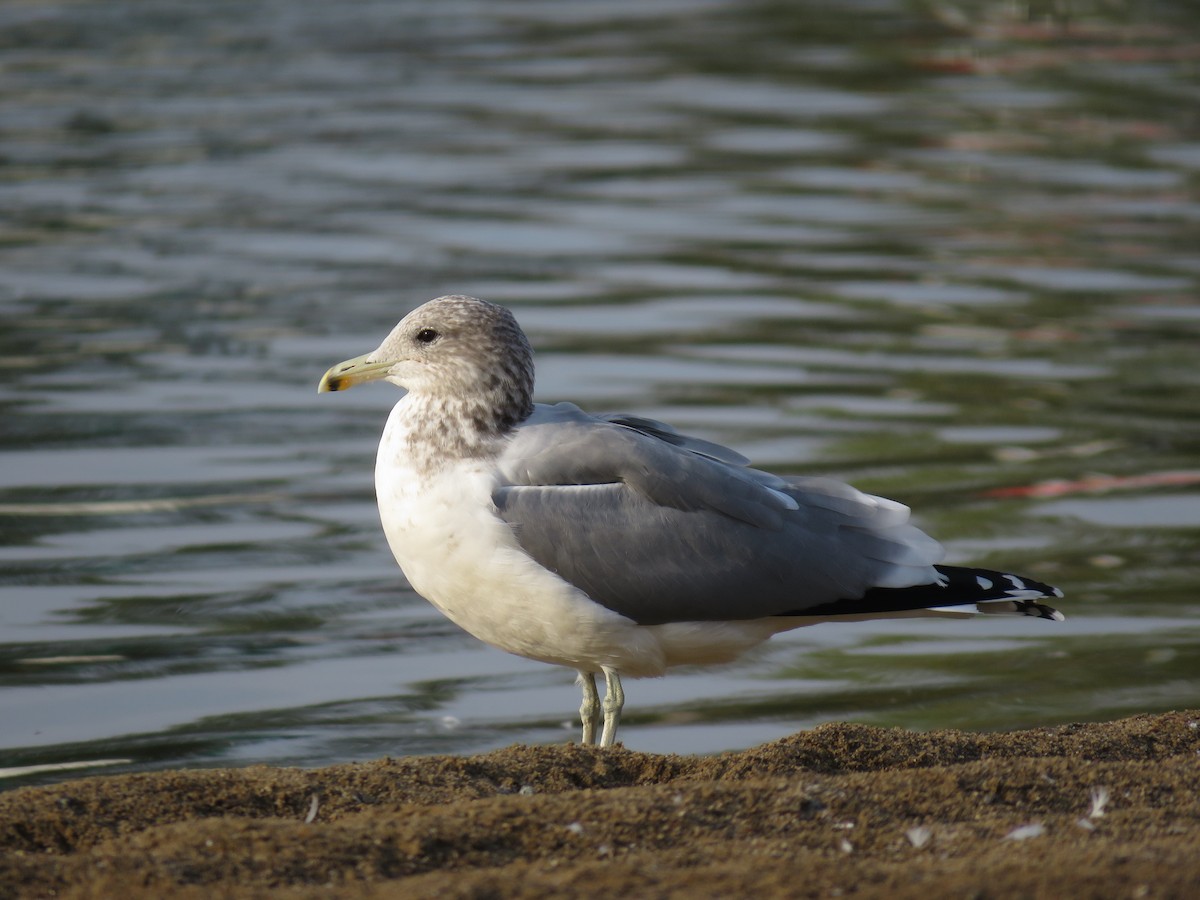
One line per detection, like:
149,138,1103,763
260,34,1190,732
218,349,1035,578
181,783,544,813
374,401,791,677
374,404,666,675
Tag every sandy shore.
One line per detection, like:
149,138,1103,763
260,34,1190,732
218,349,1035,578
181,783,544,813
2,710,1198,898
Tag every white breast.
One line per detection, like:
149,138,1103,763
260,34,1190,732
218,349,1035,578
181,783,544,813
374,398,668,675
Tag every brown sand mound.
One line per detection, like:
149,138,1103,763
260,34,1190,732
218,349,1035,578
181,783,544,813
2,710,1198,898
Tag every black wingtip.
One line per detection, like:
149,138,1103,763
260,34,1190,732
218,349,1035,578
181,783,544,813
1007,599,1066,622
775,565,1064,620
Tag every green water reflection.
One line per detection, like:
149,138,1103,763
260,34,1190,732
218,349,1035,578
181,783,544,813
1,0,1197,785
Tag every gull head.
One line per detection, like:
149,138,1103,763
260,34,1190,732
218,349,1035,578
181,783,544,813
318,295,536,431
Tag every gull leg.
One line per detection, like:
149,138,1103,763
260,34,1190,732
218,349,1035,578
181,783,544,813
577,670,600,746
599,666,624,748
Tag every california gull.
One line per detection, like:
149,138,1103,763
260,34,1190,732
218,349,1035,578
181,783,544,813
318,295,1064,747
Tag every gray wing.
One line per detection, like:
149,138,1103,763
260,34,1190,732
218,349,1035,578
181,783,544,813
493,402,944,626
594,413,751,466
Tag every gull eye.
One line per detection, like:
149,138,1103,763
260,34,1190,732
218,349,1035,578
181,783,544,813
415,328,439,344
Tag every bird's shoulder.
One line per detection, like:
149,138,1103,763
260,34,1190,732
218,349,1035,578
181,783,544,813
494,402,797,529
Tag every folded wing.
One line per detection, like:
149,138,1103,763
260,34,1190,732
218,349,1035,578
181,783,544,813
493,403,946,625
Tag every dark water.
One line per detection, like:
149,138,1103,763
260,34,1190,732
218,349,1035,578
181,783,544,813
2,0,1198,786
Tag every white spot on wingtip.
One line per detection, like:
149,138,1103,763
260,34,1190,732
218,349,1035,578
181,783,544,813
1005,589,1051,601
976,576,993,591
1005,574,1026,590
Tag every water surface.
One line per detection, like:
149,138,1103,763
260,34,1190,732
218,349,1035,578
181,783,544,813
2,0,1198,786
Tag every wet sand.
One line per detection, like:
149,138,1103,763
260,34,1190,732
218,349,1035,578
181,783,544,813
2,710,1197,898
